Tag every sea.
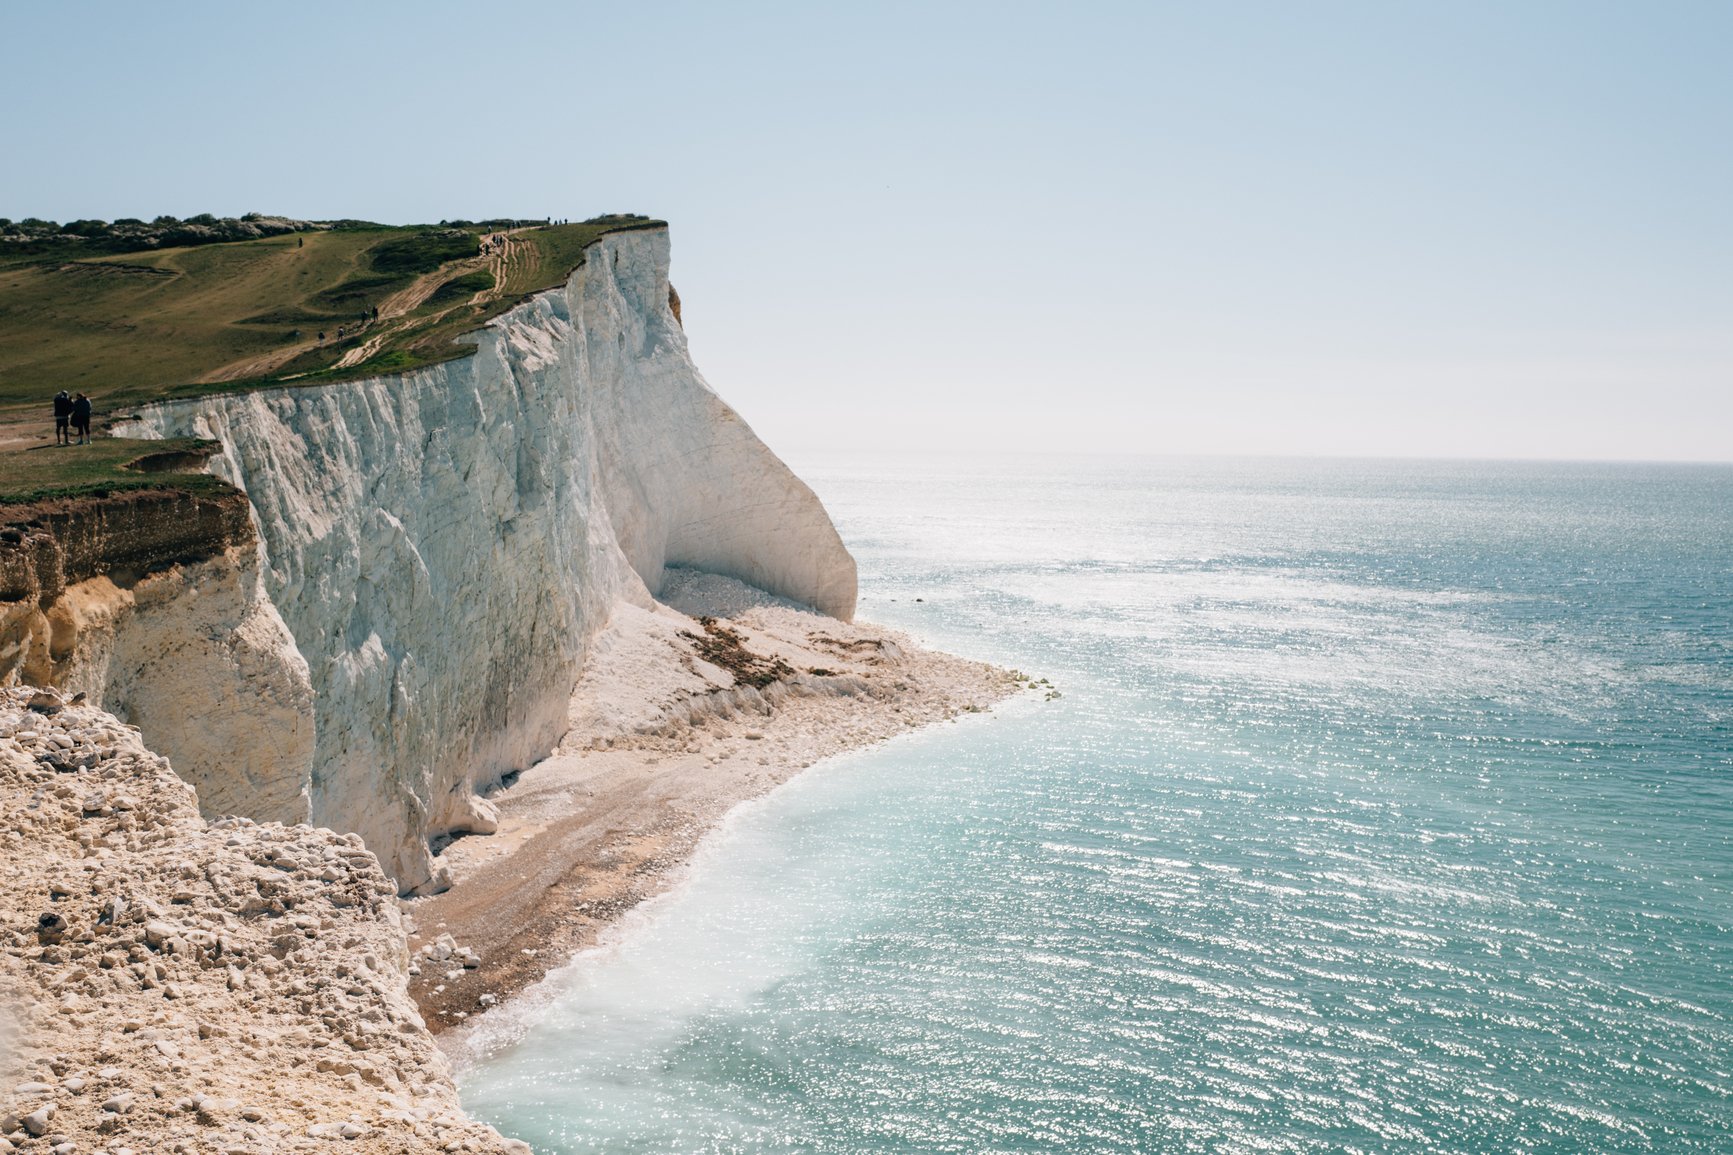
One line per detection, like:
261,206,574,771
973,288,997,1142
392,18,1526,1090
457,454,1732,1154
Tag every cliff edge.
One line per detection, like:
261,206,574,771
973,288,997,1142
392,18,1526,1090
95,226,856,894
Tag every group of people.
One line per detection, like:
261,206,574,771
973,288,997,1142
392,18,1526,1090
313,306,381,345
53,390,92,445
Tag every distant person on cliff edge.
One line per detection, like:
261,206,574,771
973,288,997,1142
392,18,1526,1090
52,390,72,445
71,393,92,445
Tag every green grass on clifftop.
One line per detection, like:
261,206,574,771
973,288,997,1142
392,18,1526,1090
0,437,234,507
0,213,664,421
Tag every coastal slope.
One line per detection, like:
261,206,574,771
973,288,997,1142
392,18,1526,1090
0,220,1020,1151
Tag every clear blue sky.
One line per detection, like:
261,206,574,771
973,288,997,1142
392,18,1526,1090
4,1,1729,460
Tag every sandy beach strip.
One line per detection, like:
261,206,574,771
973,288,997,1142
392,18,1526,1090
404,571,1022,1036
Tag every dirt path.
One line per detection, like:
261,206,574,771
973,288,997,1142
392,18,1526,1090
332,230,526,370
0,417,54,453
200,335,325,385
195,230,534,380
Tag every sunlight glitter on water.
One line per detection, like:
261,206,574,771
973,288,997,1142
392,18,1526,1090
460,456,1733,1154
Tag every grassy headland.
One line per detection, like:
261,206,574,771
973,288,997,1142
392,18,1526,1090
0,212,662,502
0,437,233,507
0,212,662,415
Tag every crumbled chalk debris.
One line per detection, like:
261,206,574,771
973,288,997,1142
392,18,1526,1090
0,688,525,1152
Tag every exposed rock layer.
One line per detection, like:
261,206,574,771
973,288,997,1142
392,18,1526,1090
0,487,251,606
0,492,315,829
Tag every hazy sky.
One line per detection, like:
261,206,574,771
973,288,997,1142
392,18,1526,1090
4,1,1729,461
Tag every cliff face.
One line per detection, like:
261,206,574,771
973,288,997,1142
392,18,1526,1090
107,227,856,893
0,492,315,828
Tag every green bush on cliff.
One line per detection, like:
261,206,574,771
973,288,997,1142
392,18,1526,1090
429,270,496,304
367,230,478,276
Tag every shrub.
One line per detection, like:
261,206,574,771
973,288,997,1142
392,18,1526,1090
367,230,478,276
430,270,495,303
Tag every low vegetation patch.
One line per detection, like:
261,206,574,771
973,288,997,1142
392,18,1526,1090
367,229,479,276
429,269,496,304
681,617,796,690
0,437,233,506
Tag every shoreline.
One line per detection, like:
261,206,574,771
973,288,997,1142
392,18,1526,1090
438,693,1035,1078
0,581,1019,1154
403,576,1023,1040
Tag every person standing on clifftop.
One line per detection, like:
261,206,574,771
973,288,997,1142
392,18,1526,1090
71,393,92,445
52,390,72,446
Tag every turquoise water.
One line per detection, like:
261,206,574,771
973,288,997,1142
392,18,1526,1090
460,456,1733,1153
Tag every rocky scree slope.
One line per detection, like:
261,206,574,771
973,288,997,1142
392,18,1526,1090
0,688,524,1153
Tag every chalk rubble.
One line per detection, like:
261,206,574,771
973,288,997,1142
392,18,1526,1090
0,689,526,1153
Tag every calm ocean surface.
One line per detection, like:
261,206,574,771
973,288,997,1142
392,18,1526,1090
459,455,1732,1153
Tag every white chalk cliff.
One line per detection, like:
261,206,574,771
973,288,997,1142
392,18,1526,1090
110,227,856,893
